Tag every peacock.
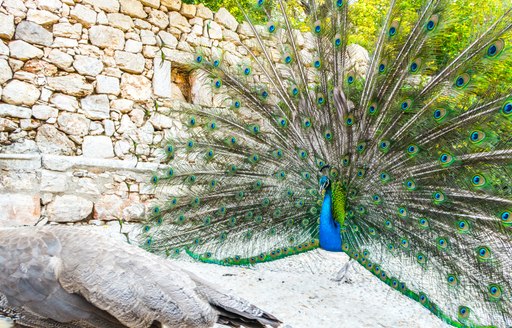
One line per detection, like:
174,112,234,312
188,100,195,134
143,0,512,326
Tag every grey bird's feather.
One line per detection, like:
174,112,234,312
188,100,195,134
0,226,281,328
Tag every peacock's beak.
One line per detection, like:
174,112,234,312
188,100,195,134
319,180,329,195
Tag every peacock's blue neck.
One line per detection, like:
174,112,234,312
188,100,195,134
319,186,342,252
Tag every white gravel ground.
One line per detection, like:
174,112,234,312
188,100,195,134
0,228,451,328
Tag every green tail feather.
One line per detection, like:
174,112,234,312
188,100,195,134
143,0,512,326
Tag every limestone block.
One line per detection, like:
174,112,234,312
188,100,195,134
196,4,213,20
1,80,40,106
114,51,145,74
89,25,125,50
180,3,196,18
153,54,171,98
157,30,177,48
140,29,156,45
52,37,78,47
111,98,134,113
82,135,115,158
70,4,97,27
0,13,15,40
237,21,254,37
149,112,173,130
41,170,68,192
57,112,90,136
118,114,136,133
47,74,94,96
0,59,13,84
148,10,168,29
161,48,193,67
207,20,222,40
8,40,44,60
47,48,73,69
214,7,238,31
50,93,79,112
36,0,63,12
26,9,59,26
119,0,147,19
0,193,40,227
52,22,82,39
22,58,58,76
141,0,160,8
82,0,120,13
96,75,120,95
94,194,127,220
120,73,151,101
161,0,181,11
15,20,53,46
32,105,58,120
47,195,93,222
72,55,104,76
36,124,75,155
107,13,134,31
104,119,115,136
81,94,110,119
0,104,32,118
0,42,9,56
0,118,17,132
123,203,145,221
125,39,142,53
168,11,191,33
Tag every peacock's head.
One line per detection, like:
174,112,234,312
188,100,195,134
319,165,331,194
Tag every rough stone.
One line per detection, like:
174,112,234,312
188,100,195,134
89,25,125,50
120,73,152,101
23,59,58,76
73,55,104,76
0,59,13,84
153,54,171,98
140,29,156,45
47,195,93,222
161,0,181,11
0,104,31,118
0,42,9,56
94,194,127,220
70,4,97,27
0,118,18,132
96,75,120,95
214,7,238,31
168,11,191,33
81,94,110,119
50,93,79,112
47,74,93,96
207,20,222,40
52,22,82,39
15,21,53,46
125,39,142,53
47,48,73,69
82,135,115,158
107,13,134,32
32,104,58,120
196,4,213,20
2,80,40,106
148,10,169,29
104,119,115,136
141,0,160,8
180,3,196,18
111,98,134,113
82,0,120,13
114,51,145,74
0,193,40,227
36,124,75,155
119,0,147,19
26,9,59,26
52,37,79,48
0,13,15,40
123,203,145,221
36,0,63,12
149,112,173,129
40,170,67,192
161,48,193,67
58,112,90,136
157,30,177,48
8,40,44,60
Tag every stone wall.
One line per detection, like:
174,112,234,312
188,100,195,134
0,0,369,227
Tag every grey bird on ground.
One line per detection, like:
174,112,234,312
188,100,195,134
0,226,281,328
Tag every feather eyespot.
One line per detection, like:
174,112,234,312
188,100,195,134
314,20,321,34
195,55,203,63
167,168,174,177
488,284,502,300
458,306,470,319
347,75,354,84
469,130,485,143
267,22,276,33
486,40,504,58
476,246,491,261
426,15,438,31
447,274,458,287
501,101,512,116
